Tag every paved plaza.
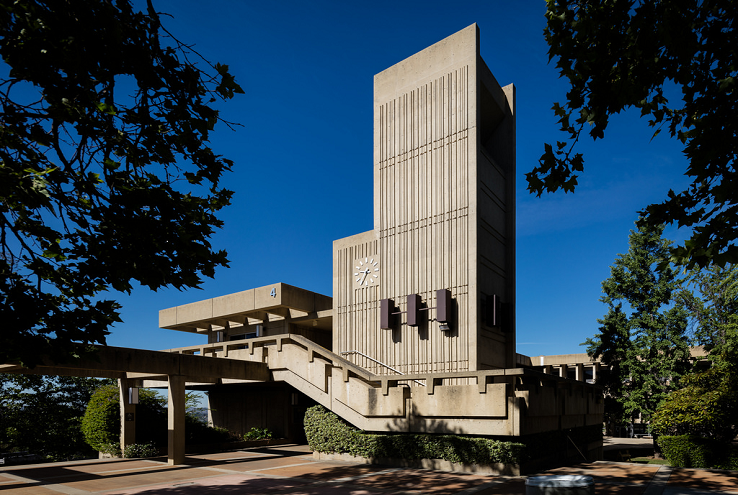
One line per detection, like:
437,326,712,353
1,444,737,494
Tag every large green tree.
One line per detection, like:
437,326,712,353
651,265,738,443
0,374,112,461
678,264,738,357
529,0,738,269
585,222,692,430
0,0,243,366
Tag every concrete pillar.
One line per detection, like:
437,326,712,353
576,363,585,381
118,378,136,453
592,363,601,383
168,374,186,465
558,365,567,378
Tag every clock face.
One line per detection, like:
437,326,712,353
354,257,379,286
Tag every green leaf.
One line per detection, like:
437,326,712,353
94,101,117,115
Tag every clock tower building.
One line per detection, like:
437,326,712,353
333,24,516,375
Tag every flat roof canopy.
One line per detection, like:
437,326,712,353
0,345,270,383
159,282,333,334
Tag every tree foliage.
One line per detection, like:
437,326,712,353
585,222,692,426
529,0,738,269
652,266,738,442
678,264,738,356
0,0,243,366
651,344,738,443
0,373,112,460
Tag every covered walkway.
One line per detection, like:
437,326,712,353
1,444,737,494
0,345,269,466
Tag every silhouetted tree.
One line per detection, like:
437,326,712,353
529,0,738,269
0,0,243,366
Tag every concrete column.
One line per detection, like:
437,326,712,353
118,378,136,452
168,374,186,466
592,363,601,383
576,363,585,381
558,365,567,378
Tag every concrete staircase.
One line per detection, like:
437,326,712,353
167,333,603,437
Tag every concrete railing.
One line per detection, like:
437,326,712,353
166,334,604,436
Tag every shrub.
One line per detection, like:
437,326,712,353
81,385,120,451
99,442,122,458
243,427,273,441
186,417,235,445
81,385,167,452
304,406,525,465
123,443,159,458
651,364,738,443
658,434,738,469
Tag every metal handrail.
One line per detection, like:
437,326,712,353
340,350,425,386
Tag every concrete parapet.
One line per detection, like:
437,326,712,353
168,333,602,444
313,451,521,476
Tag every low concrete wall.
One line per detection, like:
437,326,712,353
312,451,521,476
185,438,291,454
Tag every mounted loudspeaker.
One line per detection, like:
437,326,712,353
407,294,421,326
380,298,394,329
436,289,452,324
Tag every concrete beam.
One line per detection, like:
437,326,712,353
1,345,269,382
0,366,126,379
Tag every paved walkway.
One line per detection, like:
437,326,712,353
1,444,737,494
603,436,657,452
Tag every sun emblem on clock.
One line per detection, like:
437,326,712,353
354,257,379,286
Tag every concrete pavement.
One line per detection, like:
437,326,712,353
1,444,737,494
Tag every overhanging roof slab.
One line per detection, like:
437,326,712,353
159,282,332,333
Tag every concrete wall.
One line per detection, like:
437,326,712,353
208,383,316,442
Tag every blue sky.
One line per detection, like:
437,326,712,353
106,0,692,358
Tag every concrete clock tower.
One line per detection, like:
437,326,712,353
333,24,516,375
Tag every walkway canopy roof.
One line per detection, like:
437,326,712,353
159,282,333,334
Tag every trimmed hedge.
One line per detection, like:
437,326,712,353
658,435,738,469
304,405,525,465
81,385,168,451
81,385,122,451
82,385,233,452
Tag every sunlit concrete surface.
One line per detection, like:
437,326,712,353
1,444,737,494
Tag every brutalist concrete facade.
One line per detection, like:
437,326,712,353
157,24,603,464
